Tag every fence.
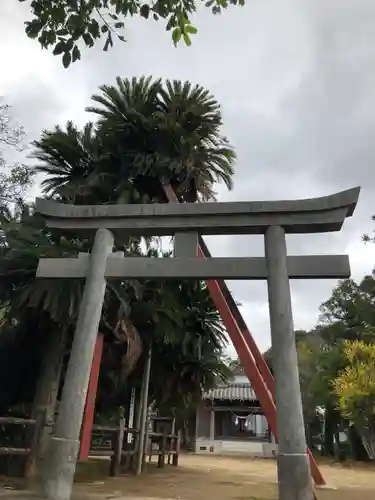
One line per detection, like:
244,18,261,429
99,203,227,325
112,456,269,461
0,410,46,479
89,419,181,476
0,413,180,478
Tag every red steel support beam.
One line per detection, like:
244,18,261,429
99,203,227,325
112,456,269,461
79,333,104,460
163,184,325,486
197,236,275,395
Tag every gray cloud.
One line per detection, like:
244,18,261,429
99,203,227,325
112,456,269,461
1,0,374,355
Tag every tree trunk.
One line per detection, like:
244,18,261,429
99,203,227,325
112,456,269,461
334,431,341,461
305,421,312,449
359,425,375,461
32,328,66,452
348,425,370,461
323,408,335,456
182,419,191,450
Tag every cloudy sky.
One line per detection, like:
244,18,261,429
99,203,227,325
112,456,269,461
1,0,374,355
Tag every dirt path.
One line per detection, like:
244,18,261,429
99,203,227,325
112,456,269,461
73,454,375,500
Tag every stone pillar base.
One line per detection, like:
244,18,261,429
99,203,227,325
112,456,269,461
277,453,314,500
42,436,80,500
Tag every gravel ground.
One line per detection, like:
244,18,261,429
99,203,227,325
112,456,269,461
2,454,375,500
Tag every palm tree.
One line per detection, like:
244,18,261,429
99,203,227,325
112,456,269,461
31,76,235,205
32,121,99,204
87,76,235,202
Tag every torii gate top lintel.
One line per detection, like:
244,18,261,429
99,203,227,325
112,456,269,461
34,186,360,236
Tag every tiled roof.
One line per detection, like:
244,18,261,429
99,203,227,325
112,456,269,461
202,383,257,401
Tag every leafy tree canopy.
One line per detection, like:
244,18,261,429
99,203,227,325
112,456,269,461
0,75,234,418
334,340,375,428
363,214,375,245
333,340,375,460
0,103,33,218
318,272,375,343
20,0,245,68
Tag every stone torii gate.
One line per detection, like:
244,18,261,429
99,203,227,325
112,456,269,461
34,186,360,500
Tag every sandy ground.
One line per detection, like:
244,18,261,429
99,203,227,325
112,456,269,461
70,453,375,500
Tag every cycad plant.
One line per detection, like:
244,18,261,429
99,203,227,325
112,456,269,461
86,76,235,202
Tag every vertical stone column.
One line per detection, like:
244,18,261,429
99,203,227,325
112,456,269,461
209,409,215,442
42,228,114,500
264,225,314,500
127,387,136,444
195,403,200,451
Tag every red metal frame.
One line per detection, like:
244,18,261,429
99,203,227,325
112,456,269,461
162,184,325,486
79,333,104,460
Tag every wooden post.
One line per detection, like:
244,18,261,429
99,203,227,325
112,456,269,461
158,434,167,469
142,408,151,471
172,430,181,466
24,409,46,481
168,418,175,465
110,418,125,477
79,333,104,460
131,391,141,470
195,404,200,453
148,430,153,464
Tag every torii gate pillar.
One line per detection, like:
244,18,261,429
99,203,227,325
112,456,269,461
265,225,313,499
41,229,114,500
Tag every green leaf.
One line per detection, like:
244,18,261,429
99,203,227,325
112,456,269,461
72,45,81,62
103,31,114,52
183,33,192,46
88,19,100,39
172,27,181,46
52,41,65,55
65,38,74,51
140,5,150,19
25,20,42,40
185,25,198,34
166,17,175,31
62,51,71,69
82,33,94,47
45,30,57,45
101,24,109,34
52,5,67,24
118,35,126,42
114,22,124,29
67,14,82,31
